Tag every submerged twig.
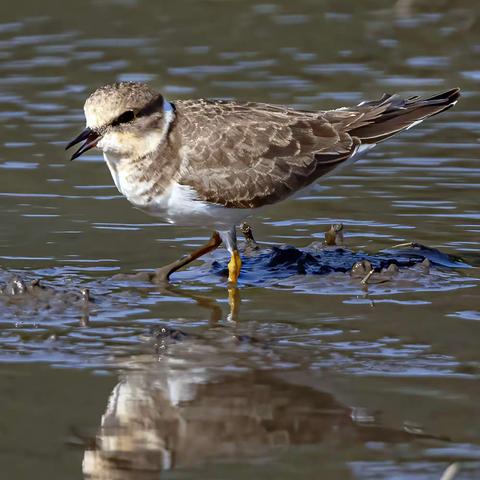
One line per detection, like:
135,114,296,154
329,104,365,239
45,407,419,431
361,269,375,285
391,241,416,249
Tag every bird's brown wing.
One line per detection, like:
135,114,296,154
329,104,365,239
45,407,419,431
172,88,460,209
173,100,360,209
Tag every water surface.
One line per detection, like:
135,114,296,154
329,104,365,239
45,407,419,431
0,1,479,478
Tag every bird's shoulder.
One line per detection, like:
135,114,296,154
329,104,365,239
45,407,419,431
174,98,323,127
172,98,359,158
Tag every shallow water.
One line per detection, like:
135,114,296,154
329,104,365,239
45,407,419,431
0,1,480,478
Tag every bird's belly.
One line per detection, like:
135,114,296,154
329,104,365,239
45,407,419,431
144,182,253,228
104,154,253,229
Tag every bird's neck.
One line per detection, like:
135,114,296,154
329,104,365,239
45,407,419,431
103,129,181,207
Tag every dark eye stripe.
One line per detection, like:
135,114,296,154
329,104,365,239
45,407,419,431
113,110,135,126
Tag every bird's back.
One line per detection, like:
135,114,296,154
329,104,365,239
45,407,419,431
171,88,459,209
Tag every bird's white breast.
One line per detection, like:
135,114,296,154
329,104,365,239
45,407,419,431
103,151,155,207
103,152,251,228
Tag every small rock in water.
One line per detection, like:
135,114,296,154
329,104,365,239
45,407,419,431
2,277,27,296
421,258,431,273
385,263,399,274
240,222,260,252
0,274,94,314
351,260,373,278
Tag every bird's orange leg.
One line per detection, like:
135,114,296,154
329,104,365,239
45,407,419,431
219,227,242,285
152,231,222,284
227,249,242,284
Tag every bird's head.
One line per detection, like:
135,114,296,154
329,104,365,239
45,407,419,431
66,82,174,160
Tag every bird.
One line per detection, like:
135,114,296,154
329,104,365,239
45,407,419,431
66,82,460,285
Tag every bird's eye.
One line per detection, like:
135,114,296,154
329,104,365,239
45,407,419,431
114,110,135,125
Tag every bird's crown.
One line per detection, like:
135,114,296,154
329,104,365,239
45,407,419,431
84,82,161,130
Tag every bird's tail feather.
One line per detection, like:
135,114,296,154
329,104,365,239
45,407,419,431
347,87,460,144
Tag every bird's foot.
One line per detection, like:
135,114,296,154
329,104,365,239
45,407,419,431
149,265,173,285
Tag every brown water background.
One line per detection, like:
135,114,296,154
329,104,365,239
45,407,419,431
0,1,479,478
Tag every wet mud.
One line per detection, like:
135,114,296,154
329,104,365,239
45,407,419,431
0,274,92,315
0,225,472,318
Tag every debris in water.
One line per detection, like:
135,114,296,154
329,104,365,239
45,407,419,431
324,223,344,246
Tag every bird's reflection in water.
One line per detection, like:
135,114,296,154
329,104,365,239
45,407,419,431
151,283,240,323
82,361,434,479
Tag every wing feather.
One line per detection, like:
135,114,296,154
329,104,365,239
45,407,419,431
167,89,459,208
174,100,357,208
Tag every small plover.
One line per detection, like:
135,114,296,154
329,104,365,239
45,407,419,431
66,82,460,284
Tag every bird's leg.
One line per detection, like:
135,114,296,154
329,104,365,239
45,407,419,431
227,286,240,322
219,227,242,285
151,231,222,284
227,250,242,284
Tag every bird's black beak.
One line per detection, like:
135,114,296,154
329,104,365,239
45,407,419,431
65,127,102,160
